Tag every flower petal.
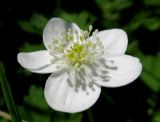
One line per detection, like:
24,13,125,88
43,18,81,49
44,71,101,113
92,55,142,87
17,50,58,73
96,29,128,55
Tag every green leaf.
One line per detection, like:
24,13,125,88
59,11,96,30
19,42,45,52
0,63,22,122
152,53,160,78
127,41,140,53
127,42,160,92
24,85,48,110
18,85,51,122
143,18,160,31
0,118,8,122
54,112,82,122
28,111,50,122
126,10,160,31
18,105,51,122
0,90,5,107
141,70,160,92
18,13,48,36
95,0,133,28
142,0,160,6
140,54,160,92
152,112,160,122
87,109,94,122
96,0,133,12
140,53,160,92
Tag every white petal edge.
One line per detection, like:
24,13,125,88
96,29,128,55
93,55,142,87
44,71,101,113
43,17,81,50
17,50,58,74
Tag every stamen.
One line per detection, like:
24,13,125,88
89,25,93,32
48,25,104,71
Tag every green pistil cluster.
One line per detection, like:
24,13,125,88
66,43,91,68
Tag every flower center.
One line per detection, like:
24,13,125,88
66,43,87,64
66,42,94,69
48,25,104,70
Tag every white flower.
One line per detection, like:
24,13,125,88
17,18,142,113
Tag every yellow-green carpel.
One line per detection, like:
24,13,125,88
66,43,93,69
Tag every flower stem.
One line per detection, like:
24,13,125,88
87,109,94,122
0,63,22,122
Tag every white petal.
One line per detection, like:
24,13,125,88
96,29,128,55
44,71,101,113
17,50,58,74
92,55,142,87
43,18,81,49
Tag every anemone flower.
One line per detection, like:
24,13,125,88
17,18,142,113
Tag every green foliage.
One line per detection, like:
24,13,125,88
17,85,50,122
18,13,48,36
18,105,51,122
0,119,8,122
96,0,133,11
142,0,160,6
139,54,160,92
128,41,160,92
141,70,160,92
24,85,48,110
127,11,160,31
59,11,96,30
0,63,22,122
96,0,133,27
53,112,82,122
152,112,160,122
95,0,160,32
0,90,5,107
19,42,45,52
18,86,45,122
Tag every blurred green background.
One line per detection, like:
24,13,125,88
1,0,160,121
